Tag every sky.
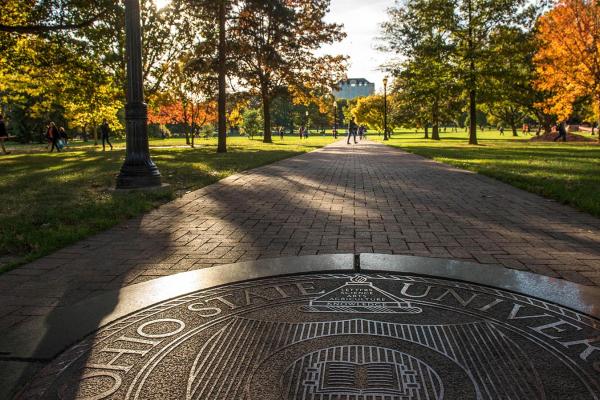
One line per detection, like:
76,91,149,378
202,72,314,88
319,0,395,92
155,0,394,91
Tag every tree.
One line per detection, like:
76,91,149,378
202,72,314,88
156,54,216,147
231,0,346,143
480,26,539,136
535,0,600,142
241,108,262,139
351,95,387,133
453,0,529,144
380,0,458,140
0,0,111,34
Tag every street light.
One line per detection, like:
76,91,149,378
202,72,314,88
332,98,338,139
383,76,389,141
305,110,309,134
117,0,162,189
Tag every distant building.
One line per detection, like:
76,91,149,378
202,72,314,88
333,78,375,100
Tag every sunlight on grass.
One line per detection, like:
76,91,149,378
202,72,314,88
375,129,600,218
0,136,335,272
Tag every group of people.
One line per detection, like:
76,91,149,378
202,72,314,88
298,126,309,139
42,119,113,152
45,122,68,152
346,119,367,144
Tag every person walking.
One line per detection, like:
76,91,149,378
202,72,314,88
554,122,567,142
279,127,284,140
59,127,68,145
47,122,61,152
100,119,113,151
0,115,10,155
347,119,358,144
499,126,505,136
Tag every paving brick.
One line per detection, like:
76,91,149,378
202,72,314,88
1,141,600,332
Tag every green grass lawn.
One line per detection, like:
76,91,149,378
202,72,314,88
373,129,600,218
0,136,335,273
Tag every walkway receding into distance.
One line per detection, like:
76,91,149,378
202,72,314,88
1,140,599,334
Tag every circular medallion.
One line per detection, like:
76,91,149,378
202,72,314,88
18,273,600,399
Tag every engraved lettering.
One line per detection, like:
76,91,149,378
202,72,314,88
560,336,600,362
272,284,291,299
87,336,163,373
115,335,162,347
244,289,274,305
507,304,552,320
205,294,239,309
137,319,185,338
89,347,150,373
433,289,479,307
479,298,504,312
61,371,122,400
400,283,432,298
295,282,325,296
188,303,222,317
530,320,583,339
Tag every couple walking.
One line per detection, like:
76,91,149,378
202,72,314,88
346,119,366,144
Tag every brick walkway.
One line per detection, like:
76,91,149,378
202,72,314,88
1,141,599,334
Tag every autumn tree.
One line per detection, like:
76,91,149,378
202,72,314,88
351,95,387,133
231,0,346,143
535,0,600,142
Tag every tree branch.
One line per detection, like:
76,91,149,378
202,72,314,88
0,10,108,34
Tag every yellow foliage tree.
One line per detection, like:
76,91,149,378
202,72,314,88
535,0,600,141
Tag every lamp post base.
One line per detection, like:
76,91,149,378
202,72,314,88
116,163,162,189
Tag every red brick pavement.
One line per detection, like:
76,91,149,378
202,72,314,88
1,141,599,333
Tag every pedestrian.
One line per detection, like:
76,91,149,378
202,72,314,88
0,114,11,155
347,119,358,144
47,122,61,152
358,125,364,140
59,127,68,145
499,126,504,136
304,127,309,139
279,127,284,140
100,119,113,151
554,122,567,142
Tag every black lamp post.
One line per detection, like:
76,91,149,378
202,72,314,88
116,0,162,189
333,98,338,139
305,110,309,134
383,76,389,141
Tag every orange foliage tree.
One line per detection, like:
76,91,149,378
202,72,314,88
535,0,600,141
148,100,217,146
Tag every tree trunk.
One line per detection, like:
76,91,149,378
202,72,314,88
469,89,477,144
432,122,440,140
217,0,227,153
94,125,98,145
432,100,440,140
262,94,272,143
424,125,429,139
467,0,477,145
511,123,518,137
